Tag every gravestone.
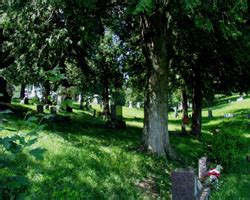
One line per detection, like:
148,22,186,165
136,102,141,109
178,103,183,111
224,113,234,118
93,95,98,104
85,101,90,110
45,105,50,110
30,85,36,98
116,105,123,121
57,95,63,106
23,97,29,105
37,105,44,113
237,96,244,102
172,169,199,200
80,100,84,110
50,106,57,115
129,101,133,108
78,94,82,103
174,107,179,118
198,157,208,180
110,104,126,129
111,104,123,121
208,110,213,118
79,95,83,109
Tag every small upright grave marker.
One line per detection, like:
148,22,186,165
116,105,123,121
37,105,44,113
237,96,244,102
208,110,213,118
224,113,234,118
198,157,208,180
23,97,29,105
128,101,133,108
109,104,126,128
50,106,57,115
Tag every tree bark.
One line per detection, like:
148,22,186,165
0,77,11,104
43,81,51,104
207,96,213,118
20,84,26,99
181,86,189,134
141,12,175,158
102,77,110,120
191,69,202,137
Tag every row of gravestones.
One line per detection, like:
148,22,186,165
128,101,142,109
21,97,57,115
37,104,57,115
172,157,210,200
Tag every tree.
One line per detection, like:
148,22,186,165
167,0,249,136
129,1,175,158
91,29,125,118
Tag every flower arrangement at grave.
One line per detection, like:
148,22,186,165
205,164,223,190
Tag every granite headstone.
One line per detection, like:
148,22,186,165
172,169,197,200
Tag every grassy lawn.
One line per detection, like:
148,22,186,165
0,95,249,199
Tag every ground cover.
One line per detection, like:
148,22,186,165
0,95,249,199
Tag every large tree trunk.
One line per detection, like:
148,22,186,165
181,86,189,134
0,77,11,105
191,69,202,137
141,12,175,158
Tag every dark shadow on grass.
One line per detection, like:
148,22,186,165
11,147,143,199
41,112,143,150
124,117,144,123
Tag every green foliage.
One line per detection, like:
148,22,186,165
112,89,126,106
194,15,213,32
182,0,201,14
202,130,244,171
45,67,66,84
60,98,74,110
132,0,154,15
0,112,46,199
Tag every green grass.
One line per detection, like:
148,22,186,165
1,107,171,199
1,95,249,199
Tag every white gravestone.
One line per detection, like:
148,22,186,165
129,101,133,108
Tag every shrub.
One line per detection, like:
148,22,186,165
202,130,244,171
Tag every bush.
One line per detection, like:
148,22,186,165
202,130,244,171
